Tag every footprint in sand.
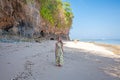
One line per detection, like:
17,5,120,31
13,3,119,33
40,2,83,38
101,65,120,78
12,60,35,80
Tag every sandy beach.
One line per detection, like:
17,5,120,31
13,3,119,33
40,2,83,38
0,40,120,80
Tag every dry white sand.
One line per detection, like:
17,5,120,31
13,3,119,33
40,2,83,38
64,41,120,58
0,41,120,80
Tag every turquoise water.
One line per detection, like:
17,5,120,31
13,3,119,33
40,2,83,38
0,38,120,45
79,39,120,45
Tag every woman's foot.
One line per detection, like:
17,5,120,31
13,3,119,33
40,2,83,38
58,64,62,67
56,64,62,67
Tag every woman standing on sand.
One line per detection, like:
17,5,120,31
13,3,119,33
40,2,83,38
55,37,64,67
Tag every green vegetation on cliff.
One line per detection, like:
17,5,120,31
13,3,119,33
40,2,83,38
39,0,73,28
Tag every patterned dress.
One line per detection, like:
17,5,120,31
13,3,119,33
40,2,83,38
55,42,64,66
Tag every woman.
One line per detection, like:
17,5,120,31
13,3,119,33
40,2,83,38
55,37,64,67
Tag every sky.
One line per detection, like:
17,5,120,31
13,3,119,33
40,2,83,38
63,0,120,39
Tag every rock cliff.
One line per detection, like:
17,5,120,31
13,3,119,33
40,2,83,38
0,0,72,41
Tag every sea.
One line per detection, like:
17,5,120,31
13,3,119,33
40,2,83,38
79,39,120,45
0,38,120,45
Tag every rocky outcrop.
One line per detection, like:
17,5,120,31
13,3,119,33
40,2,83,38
0,0,70,41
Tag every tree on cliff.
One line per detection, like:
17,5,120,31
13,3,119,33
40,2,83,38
39,0,73,29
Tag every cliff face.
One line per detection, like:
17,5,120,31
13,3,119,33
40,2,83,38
0,0,70,40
